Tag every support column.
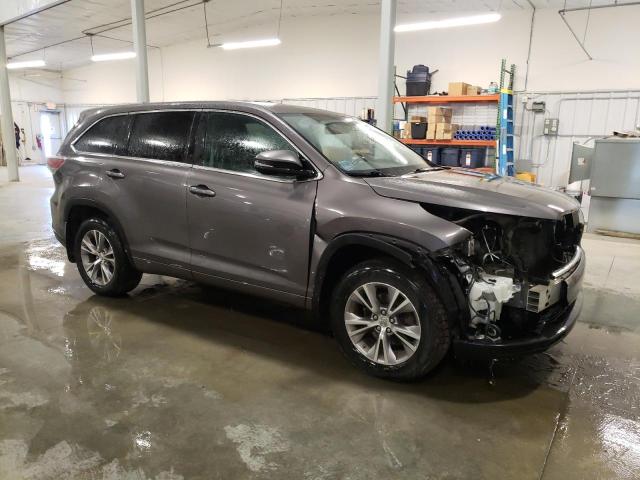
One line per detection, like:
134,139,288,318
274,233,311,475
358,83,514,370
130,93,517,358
0,26,18,181
131,0,150,103
376,0,396,134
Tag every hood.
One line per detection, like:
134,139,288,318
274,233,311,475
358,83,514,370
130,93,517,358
364,168,580,220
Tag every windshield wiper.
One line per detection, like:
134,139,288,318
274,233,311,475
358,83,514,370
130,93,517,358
348,169,387,177
412,166,446,173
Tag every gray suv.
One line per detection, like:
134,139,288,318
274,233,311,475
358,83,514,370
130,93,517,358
50,102,585,380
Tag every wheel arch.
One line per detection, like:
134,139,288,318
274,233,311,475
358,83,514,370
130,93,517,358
312,233,468,333
64,199,133,264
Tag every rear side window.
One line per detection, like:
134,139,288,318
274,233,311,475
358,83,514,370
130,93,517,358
127,111,194,162
73,115,131,155
193,112,292,173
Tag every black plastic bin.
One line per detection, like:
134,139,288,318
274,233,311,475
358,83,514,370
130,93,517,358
423,146,440,164
411,122,427,139
459,148,486,168
406,65,431,96
440,148,460,167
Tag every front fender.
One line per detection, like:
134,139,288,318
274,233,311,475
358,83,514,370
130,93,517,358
310,232,469,333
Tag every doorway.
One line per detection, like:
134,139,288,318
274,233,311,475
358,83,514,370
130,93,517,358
39,110,63,158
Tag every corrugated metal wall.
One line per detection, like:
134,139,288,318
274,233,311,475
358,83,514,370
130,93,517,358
280,97,378,118
514,90,640,187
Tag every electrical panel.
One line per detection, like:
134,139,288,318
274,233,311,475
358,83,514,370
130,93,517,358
531,101,546,113
544,118,559,136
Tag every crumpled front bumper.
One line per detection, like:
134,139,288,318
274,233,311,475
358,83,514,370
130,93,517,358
453,246,585,359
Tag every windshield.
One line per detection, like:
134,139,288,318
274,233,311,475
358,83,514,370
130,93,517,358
279,112,432,176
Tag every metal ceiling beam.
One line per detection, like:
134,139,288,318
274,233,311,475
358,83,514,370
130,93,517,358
0,0,70,27
559,1,640,13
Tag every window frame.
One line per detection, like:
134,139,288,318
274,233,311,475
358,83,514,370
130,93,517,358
192,109,322,184
70,108,322,182
70,113,133,157
71,109,198,169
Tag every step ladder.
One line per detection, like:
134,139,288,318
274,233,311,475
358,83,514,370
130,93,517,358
497,59,515,177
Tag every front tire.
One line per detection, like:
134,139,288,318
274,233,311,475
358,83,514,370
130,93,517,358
330,258,450,381
73,217,142,296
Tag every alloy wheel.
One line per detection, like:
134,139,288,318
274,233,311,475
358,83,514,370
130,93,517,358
80,229,115,286
344,282,421,366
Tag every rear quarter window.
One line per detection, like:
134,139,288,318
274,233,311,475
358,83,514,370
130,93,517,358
73,115,131,155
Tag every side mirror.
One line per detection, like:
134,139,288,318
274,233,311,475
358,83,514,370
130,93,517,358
254,150,315,179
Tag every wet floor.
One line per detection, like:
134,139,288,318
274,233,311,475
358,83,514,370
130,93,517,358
1,166,640,479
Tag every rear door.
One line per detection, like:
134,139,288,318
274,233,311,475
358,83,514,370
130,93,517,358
186,111,318,304
117,110,196,271
73,111,196,273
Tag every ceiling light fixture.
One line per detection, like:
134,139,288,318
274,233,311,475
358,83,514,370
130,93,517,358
7,59,46,70
220,38,281,50
91,51,136,62
395,13,501,33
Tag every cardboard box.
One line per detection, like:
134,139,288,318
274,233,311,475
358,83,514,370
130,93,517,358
427,106,452,117
448,82,470,96
403,122,412,139
436,123,459,140
410,115,427,122
428,114,451,124
426,124,437,140
466,85,481,96
436,123,459,133
436,130,455,140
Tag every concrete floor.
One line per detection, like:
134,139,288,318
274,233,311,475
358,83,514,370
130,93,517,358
1,165,639,480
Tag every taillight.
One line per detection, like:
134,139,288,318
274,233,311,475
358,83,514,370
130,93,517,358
47,156,65,172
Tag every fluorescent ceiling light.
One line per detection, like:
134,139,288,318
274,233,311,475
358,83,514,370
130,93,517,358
91,51,136,62
395,13,501,32
221,38,281,50
7,59,46,70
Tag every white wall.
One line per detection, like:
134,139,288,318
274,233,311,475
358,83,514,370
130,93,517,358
3,74,65,164
57,5,640,185
527,7,640,92
61,6,640,103
62,14,380,103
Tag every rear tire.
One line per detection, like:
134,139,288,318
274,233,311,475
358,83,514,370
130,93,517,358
330,258,450,381
73,217,142,296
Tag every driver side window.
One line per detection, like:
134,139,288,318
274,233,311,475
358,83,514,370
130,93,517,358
193,112,292,174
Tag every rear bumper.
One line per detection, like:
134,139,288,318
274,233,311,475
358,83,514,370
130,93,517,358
453,293,582,359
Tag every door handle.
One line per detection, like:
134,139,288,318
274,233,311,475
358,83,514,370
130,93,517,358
106,169,125,179
189,185,216,197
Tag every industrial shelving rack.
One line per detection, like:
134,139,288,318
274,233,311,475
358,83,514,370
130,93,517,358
393,59,516,176
497,60,516,177
392,94,499,148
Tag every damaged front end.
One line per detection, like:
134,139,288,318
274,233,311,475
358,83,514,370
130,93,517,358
426,203,586,358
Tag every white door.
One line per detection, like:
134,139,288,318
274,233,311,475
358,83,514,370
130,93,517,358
40,111,63,157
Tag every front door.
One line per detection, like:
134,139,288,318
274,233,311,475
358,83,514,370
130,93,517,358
186,111,318,304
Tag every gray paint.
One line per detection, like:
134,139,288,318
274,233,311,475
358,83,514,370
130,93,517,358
590,138,640,199
365,169,580,220
53,102,579,309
